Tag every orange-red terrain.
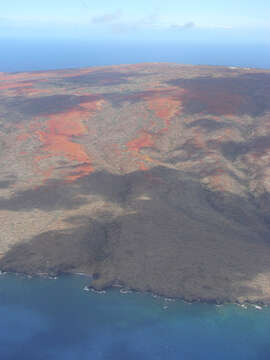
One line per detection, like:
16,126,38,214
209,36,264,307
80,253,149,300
1,63,270,304
34,99,104,181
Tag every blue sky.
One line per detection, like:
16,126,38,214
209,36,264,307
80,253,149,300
0,0,269,43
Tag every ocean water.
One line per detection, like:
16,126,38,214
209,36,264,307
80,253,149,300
0,274,270,360
0,38,270,72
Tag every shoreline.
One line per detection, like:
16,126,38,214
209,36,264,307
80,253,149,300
0,269,267,309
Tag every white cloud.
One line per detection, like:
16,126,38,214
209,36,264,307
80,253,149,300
91,11,122,24
170,21,195,30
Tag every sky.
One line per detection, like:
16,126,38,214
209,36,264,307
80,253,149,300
0,0,269,44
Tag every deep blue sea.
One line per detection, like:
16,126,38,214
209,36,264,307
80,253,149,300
0,39,270,72
0,274,270,360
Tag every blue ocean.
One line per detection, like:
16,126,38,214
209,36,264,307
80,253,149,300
0,39,270,72
0,274,270,360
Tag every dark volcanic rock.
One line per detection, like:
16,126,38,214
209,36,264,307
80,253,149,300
1,63,270,304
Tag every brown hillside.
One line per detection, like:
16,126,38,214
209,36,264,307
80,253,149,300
1,63,270,304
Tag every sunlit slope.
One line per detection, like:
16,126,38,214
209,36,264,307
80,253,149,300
1,63,270,303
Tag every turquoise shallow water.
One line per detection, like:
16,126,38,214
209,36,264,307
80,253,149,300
0,274,270,359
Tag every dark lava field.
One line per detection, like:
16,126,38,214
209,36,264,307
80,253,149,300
1,63,270,303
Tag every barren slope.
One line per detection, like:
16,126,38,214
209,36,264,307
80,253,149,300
1,63,270,303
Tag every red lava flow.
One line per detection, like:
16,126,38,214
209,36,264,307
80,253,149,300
125,91,182,170
17,99,104,182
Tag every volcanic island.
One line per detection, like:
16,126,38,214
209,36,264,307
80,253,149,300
1,63,270,304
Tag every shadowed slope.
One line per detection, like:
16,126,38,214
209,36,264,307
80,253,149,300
1,167,270,303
